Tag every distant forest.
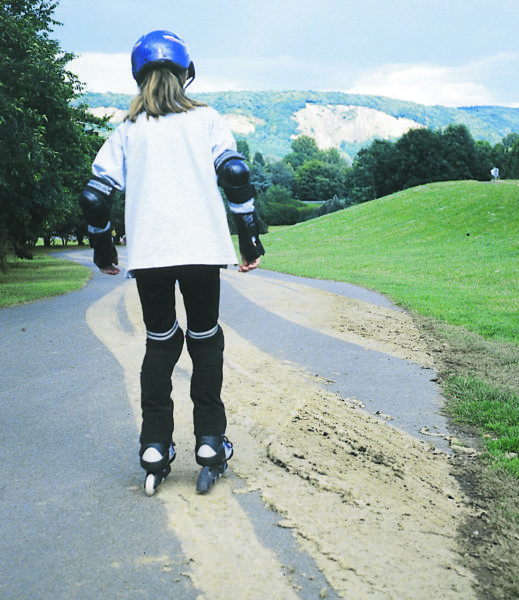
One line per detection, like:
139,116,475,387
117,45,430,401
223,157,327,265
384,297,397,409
82,90,519,160
235,127,519,229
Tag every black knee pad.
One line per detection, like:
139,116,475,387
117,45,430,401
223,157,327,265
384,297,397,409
142,326,184,374
186,325,224,366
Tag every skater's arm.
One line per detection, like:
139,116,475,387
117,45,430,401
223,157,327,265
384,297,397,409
214,150,265,271
90,227,120,275
85,126,126,228
79,127,127,275
233,212,264,272
79,177,120,275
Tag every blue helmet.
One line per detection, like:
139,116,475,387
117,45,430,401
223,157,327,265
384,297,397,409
131,30,195,86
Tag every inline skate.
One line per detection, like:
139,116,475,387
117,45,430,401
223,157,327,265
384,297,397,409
140,442,176,496
195,435,233,493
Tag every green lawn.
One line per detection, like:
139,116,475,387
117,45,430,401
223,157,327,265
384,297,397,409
0,248,91,308
261,180,519,344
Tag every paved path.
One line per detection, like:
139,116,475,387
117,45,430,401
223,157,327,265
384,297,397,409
220,268,452,449
0,250,339,599
0,248,453,599
0,253,198,598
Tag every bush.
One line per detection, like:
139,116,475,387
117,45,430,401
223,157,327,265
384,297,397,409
257,185,314,225
311,195,352,218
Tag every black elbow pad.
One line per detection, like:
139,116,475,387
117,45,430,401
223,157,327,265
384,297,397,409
79,177,115,229
215,150,256,204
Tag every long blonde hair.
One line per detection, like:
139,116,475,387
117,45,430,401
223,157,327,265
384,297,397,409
126,68,206,122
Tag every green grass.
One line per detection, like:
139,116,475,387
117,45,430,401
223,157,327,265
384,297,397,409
0,248,91,308
445,376,519,476
261,180,519,344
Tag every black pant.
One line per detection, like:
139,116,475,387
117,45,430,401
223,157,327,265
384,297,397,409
133,265,227,446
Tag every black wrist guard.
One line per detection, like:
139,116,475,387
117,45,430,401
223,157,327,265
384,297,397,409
234,211,265,262
91,229,117,269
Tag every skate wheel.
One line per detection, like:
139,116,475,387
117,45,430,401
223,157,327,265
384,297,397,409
196,466,213,493
145,473,156,497
196,463,227,494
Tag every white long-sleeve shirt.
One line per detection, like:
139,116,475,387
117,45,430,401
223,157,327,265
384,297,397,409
92,106,241,272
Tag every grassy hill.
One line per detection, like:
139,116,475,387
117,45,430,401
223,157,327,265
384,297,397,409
261,180,519,344
82,90,519,160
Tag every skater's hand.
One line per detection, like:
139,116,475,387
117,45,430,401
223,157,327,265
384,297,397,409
238,255,261,273
100,264,120,275
99,249,120,275
92,229,119,274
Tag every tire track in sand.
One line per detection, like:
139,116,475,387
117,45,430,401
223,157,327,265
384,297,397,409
86,281,302,599
86,273,478,599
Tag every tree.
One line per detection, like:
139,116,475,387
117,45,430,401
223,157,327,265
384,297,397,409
266,160,295,189
260,185,300,225
502,133,519,150
279,136,351,203
250,153,269,193
236,139,251,162
294,159,348,202
394,128,444,189
283,135,322,170
320,147,344,165
507,140,519,179
346,124,492,204
110,192,126,244
491,134,519,179
0,0,109,259
438,124,478,181
349,139,399,203
253,151,265,166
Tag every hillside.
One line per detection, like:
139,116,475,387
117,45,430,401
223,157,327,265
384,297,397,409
261,180,519,343
82,90,519,161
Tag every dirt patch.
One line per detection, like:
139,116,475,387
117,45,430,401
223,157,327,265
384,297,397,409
87,272,483,598
221,271,477,598
223,270,435,367
412,314,519,395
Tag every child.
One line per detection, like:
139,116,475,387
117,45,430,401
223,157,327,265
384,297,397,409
79,29,265,494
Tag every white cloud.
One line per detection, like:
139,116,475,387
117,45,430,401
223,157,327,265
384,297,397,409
68,52,251,94
345,63,493,107
345,54,519,107
68,53,138,94
67,51,519,108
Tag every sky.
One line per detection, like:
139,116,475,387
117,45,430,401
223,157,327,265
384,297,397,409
52,0,519,107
